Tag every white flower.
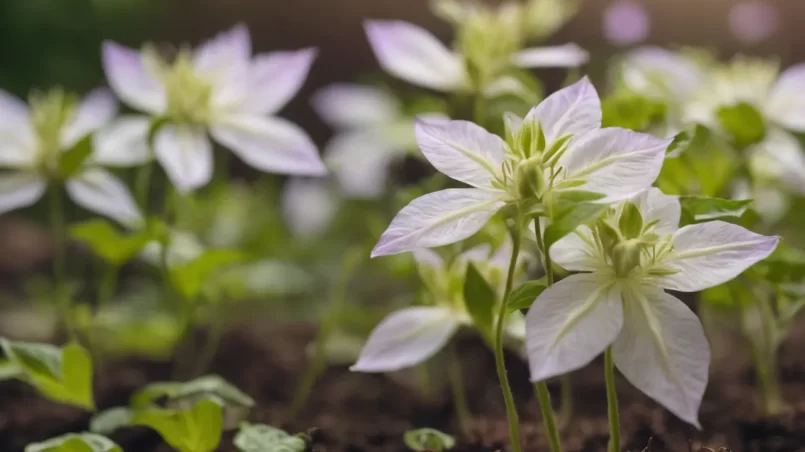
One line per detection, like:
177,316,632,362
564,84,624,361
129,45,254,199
141,229,205,268
372,78,670,257
352,241,525,372
101,24,326,194
525,188,779,427
0,88,142,226
364,19,588,93
280,177,340,239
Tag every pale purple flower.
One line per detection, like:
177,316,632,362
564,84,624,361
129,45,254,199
0,88,142,226
729,1,779,44
603,1,650,46
100,24,326,193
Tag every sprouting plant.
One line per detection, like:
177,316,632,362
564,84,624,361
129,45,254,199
25,432,122,452
369,78,669,452
234,423,310,452
404,428,456,452
1,339,95,410
524,188,778,450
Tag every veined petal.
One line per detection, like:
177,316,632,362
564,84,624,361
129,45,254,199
350,306,460,372
364,20,467,91
325,132,399,198
102,41,166,114
415,119,504,189
371,188,507,257
524,77,601,144
656,221,779,292
635,187,681,233
211,114,326,176
0,172,46,214
153,124,213,193
281,177,338,239
559,127,669,201
767,63,805,131
61,88,118,150
312,84,400,128
66,169,143,227
91,115,152,167
526,274,624,381
613,286,709,428
550,225,601,272
239,49,317,115
511,44,589,68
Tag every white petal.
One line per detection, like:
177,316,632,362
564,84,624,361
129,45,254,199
211,114,326,177
526,274,623,381
657,221,779,292
0,90,35,167
239,49,317,115
621,46,706,102
350,306,460,372
102,41,166,114
91,116,152,167
0,172,46,214
372,188,507,257
524,77,601,144
413,248,445,274
153,124,213,193
559,127,669,201
750,128,805,195
193,24,251,76
550,225,601,272
613,286,709,428
415,119,504,189
312,84,401,128
281,177,338,239
767,63,805,131
364,20,467,91
325,132,399,198
512,44,589,68
61,88,118,150
635,187,681,233
66,169,143,227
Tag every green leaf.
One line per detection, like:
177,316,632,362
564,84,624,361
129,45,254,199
679,196,752,225
25,433,122,452
656,125,738,196
507,278,547,312
463,263,496,341
132,398,223,452
403,428,456,452
2,340,95,410
601,90,667,131
716,102,766,148
544,202,609,250
58,135,93,178
618,202,643,239
89,407,133,435
170,250,243,299
70,219,151,265
233,423,307,452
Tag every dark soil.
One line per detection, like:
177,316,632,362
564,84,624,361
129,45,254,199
1,322,805,452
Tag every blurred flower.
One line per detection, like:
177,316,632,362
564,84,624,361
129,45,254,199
101,24,326,193
603,1,650,47
729,1,780,44
280,177,339,239
0,88,142,226
140,229,204,267
526,188,778,426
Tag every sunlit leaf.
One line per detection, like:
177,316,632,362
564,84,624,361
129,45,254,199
89,407,133,435
233,423,307,452
507,278,547,312
70,219,151,265
170,250,243,299
132,398,223,452
58,135,93,178
544,201,608,250
716,102,766,148
403,428,455,452
25,432,122,452
679,196,752,225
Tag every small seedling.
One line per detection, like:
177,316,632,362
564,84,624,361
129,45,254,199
25,433,121,452
234,423,309,452
403,428,456,452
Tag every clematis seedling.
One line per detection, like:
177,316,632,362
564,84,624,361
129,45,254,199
25,432,122,452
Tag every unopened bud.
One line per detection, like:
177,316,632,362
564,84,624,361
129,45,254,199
515,158,545,200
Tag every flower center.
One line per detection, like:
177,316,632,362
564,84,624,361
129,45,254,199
147,47,213,125
29,88,75,173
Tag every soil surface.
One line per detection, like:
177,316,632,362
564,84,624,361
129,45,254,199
1,322,804,452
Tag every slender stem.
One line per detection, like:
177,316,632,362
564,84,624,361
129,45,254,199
97,264,120,311
535,381,563,452
605,347,620,452
749,298,784,416
534,217,564,452
49,184,74,340
135,159,153,214
493,217,523,452
193,305,225,376
448,343,471,433
557,374,573,430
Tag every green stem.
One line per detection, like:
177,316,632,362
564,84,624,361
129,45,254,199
193,305,225,376
448,344,471,433
534,217,564,452
557,374,573,430
748,298,784,416
473,94,485,127
135,159,153,214
49,184,74,340
91,264,119,362
493,216,523,452
605,347,620,452
288,248,362,418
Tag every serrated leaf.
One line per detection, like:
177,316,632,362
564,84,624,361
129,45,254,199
544,202,608,250
70,220,150,265
89,407,133,435
233,423,307,452
2,340,94,410
132,398,223,452
170,250,243,299
716,102,766,148
403,428,455,452
679,196,752,225
25,432,122,452
507,278,547,312
463,263,496,342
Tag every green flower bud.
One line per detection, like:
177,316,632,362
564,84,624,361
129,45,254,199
619,202,644,239
612,239,643,277
514,157,545,200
